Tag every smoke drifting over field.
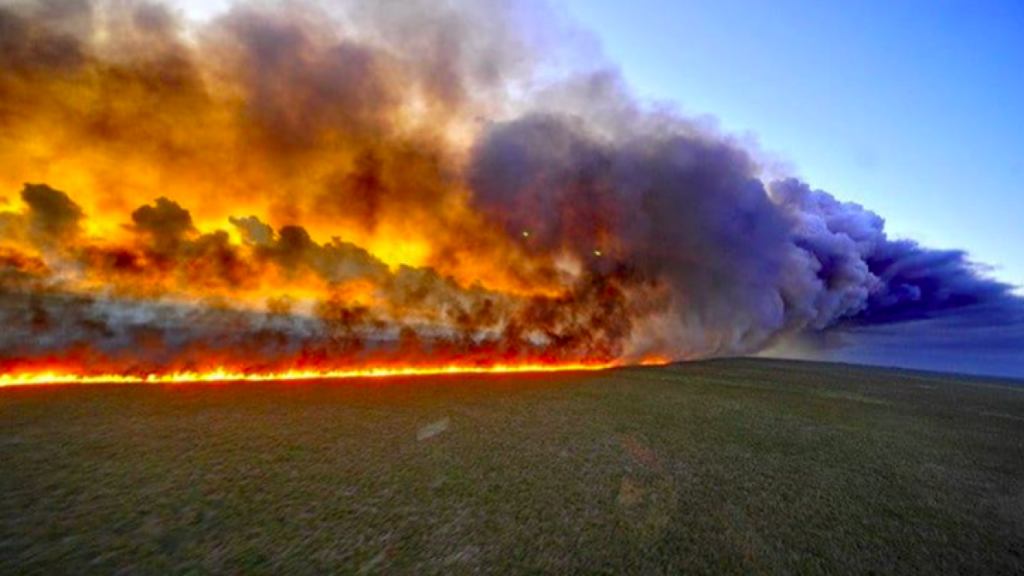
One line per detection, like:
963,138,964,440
1,0,1020,378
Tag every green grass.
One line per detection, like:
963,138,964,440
2,359,1022,575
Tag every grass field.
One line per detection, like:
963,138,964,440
2,359,1022,575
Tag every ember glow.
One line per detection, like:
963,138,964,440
1,0,1021,384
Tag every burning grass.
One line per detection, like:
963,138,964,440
0,361,617,387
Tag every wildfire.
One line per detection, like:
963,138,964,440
10,0,979,379
0,362,619,388
0,0,652,381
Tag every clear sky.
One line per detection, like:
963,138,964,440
175,0,1024,291
555,0,1024,291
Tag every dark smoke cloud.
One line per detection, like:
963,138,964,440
0,2,86,73
468,102,1024,369
764,180,1024,376
469,112,796,356
22,183,83,241
130,197,195,253
772,178,1024,327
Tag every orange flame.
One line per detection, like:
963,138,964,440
0,362,618,388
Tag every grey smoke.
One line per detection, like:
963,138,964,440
468,96,1024,373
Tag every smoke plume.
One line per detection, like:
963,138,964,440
0,0,1020,378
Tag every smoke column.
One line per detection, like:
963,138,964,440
1,0,1021,379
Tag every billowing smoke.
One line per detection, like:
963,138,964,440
0,0,1020,377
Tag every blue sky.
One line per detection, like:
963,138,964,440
176,0,1024,291
555,0,1024,291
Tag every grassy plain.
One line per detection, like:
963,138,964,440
2,359,1022,575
